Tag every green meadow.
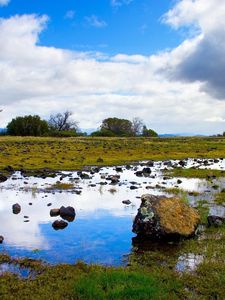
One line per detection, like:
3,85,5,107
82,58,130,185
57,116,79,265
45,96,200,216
0,136,225,299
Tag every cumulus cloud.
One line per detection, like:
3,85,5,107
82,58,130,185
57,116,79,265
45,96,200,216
0,12,225,134
163,0,225,100
0,0,10,7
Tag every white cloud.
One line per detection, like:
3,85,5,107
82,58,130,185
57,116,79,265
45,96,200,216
0,10,225,135
85,15,107,28
0,0,10,7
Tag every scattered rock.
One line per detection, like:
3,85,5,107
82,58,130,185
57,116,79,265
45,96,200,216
0,235,4,243
130,185,138,190
52,220,68,230
50,208,60,217
60,206,76,222
207,215,225,227
115,167,123,172
177,179,182,184
122,200,131,205
12,203,21,214
133,194,200,241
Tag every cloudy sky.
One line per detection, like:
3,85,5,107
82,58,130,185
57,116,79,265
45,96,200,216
0,0,225,134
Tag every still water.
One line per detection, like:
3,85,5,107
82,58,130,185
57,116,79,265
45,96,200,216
0,158,225,266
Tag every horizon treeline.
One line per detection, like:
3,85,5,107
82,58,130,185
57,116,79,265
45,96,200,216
3,111,158,138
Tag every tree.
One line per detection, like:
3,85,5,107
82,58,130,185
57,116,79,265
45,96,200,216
48,111,79,132
132,117,144,136
7,115,49,136
142,125,158,137
100,117,133,136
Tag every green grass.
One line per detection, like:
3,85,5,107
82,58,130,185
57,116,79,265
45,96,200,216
214,190,225,206
0,136,224,171
166,168,225,179
47,182,75,190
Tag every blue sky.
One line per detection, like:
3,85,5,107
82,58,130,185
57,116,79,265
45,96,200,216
0,0,183,55
0,0,225,134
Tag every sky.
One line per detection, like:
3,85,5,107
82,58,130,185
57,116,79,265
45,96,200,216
0,0,225,134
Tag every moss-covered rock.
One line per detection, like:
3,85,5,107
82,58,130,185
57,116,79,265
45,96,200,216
133,194,200,241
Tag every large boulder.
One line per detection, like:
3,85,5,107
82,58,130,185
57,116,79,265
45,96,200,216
133,194,200,241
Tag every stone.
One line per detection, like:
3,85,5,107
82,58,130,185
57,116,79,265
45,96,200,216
59,206,76,222
122,200,132,205
133,194,200,241
52,220,68,230
207,215,225,227
12,203,21,214
50,208,60,217
0,235,4,243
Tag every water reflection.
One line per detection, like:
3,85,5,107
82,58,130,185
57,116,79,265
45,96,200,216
0,158,224,265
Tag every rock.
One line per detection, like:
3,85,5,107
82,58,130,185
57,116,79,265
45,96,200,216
52,220,68,230
130,185,139,190
59,206,76,222
142,167,151,175
0,235,4,243
50,208,60,217
12,203,21,214
146,160,154,167
0,175,8,183
122,200,132,205
177,179,182,184
115,167,123,172
133,194,200,241
135,171,143,177
207,215,225,227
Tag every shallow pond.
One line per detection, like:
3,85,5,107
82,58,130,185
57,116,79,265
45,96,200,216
0,158,225,267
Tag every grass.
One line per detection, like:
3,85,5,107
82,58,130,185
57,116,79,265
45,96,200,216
214,190,225,206
47,182,75,190
0,136,224,172
0,136,225,299
165,168,225,179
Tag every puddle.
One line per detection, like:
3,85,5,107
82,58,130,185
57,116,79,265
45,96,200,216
0,263,35,278
175,254,204,272
0,158,224,266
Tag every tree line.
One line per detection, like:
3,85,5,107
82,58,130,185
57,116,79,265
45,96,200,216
4,111,158,137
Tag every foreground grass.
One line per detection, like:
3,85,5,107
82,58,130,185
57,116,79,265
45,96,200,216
1,226,224,299
166,168,225,179
0,136,225,171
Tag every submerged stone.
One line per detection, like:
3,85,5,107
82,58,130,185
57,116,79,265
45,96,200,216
133,194,200,241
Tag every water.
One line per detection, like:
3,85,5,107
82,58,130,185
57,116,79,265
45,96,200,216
0,158,225,266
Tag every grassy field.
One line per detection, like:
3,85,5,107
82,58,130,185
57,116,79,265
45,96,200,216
0,136,225,299
0,136,225,171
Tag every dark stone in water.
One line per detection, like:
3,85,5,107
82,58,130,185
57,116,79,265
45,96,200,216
50,208,60,217
177,179,182,184
130,185,138,190
135,171,143,177
12,203,21,214
60,206,76,222
146,160,154,167
207,215,225,227
122,200,131,205
142,167,151,174
52,220,68,230
115,167,123,172
0,235,4,243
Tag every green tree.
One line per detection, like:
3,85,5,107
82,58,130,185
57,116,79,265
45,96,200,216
100,117,133,136
7,115,49,136
142,125,158,137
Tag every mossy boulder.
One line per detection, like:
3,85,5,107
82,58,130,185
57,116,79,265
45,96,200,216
133,194,200,241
